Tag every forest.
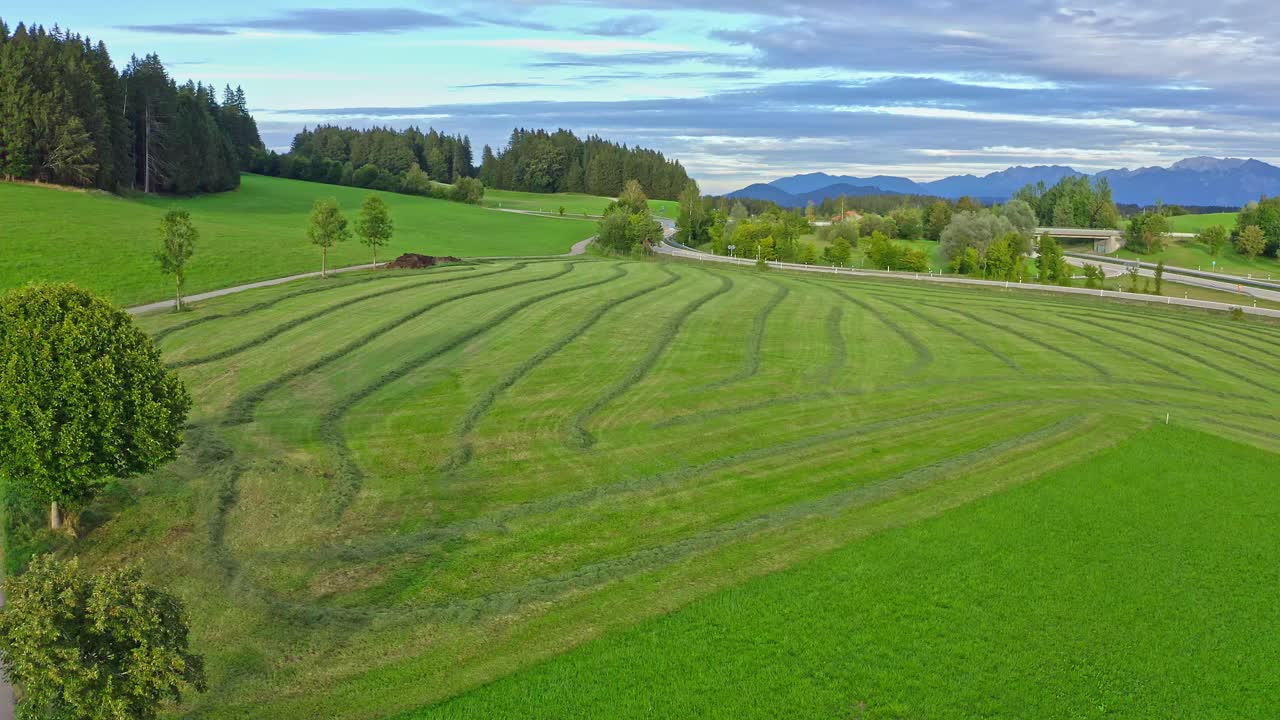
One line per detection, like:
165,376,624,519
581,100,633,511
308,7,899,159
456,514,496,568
0,20,262,194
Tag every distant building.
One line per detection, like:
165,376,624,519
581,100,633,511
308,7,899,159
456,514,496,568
832,210,863,223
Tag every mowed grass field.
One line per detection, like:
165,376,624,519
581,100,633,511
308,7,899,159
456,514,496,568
1,175,594,306
69,257,1280,719
484,187,680,217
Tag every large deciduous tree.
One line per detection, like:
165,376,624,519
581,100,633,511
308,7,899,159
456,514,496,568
1198,224,1229,257
155,209,198,311
0,284,190,530
355,195,393,266
307,198,351,277
0,555,206,719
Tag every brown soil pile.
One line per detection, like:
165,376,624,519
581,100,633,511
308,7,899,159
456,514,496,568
385,253,461,269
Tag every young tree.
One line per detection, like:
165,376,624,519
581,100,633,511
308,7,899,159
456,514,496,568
155,209,198,311
0,284,190,531
676,180,707,245
1198,224,1229,257
1037,233,1062,283
355,195,393,266
1237,224,1266,259
805,201,816,224
1126,211,1170,254
0,556,206,719
307,198,351,277
1154,260,1165,295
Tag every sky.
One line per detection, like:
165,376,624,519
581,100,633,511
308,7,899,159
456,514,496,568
11,1,1280,193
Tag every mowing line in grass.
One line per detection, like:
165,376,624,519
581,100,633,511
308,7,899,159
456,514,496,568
870,295,1021,372
918,300,1112,378
223,262,583,425
169,265,521,368
151,265,478,342
568,270,736,449
700,279,790,389
320,264,632,516
808,280,934,374
441,265,684,474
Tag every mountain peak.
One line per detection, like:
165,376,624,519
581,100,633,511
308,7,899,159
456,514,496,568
1169,156,1249,172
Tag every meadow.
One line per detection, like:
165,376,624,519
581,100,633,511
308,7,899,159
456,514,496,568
53,255,1280,719
1166,211,1238,233
0,175,594,306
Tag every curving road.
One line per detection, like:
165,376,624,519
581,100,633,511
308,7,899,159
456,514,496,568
1064,251,1280,304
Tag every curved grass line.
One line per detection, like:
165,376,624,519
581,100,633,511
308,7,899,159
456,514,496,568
806,273,1280,345
259,413,1090,625
1001,308,1195,382
809,280,934,375
871,295,1020,371
818,305,847,377
568,270,735,449
170,265,520,369
151,265,478,343
1052,309,1280,395
920,300,1112,378
440,265,683,474
280,398,1054,567
223,262,577,426
699,279,790,389
321,263,631,517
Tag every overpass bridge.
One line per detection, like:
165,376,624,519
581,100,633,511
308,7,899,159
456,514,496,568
1034,227,1197,254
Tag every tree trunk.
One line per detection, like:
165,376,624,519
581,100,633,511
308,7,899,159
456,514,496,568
144,105,151,194
50,501,63,531
322,247,328,278
175,275,182,311
373,246,378,267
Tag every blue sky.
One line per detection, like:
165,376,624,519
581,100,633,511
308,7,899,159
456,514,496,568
11,1,1280,193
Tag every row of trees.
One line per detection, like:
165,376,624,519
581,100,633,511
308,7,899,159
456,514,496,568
1013,175,1122,229
478,128,690,200
0,21,262,193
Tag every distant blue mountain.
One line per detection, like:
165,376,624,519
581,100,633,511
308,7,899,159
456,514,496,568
726,181,896,209
725,157,1280,208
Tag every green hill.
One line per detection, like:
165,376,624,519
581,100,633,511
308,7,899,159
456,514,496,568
39,256,1280,719
484,187,681,217
1,175,595,307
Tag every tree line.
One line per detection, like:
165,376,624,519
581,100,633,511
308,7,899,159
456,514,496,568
478,128,690,200
250,125,478,198
0,19,263,193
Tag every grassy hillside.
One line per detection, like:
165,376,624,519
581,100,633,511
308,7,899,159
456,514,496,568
484,187,680,217
48,256,1280,719
1,175,594,306
1167,211,1238,233
1112,237,1280,280
427,425,1280,719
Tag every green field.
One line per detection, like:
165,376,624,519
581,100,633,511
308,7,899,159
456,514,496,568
47,255,1279,719
1,175,594,306
427,424,1280,719
483,187,680,218
1166,211,1238,233
1112,238,1280,281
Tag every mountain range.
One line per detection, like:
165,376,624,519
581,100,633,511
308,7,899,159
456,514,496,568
725,157,1280,208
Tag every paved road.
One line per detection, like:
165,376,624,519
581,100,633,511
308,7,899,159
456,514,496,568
1064,253,1280,304
128,263,382,316
654,241,1280,319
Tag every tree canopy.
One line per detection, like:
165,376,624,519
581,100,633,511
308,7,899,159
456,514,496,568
0,20,261,192
1014,175,1120,229
0,555,206,719
0,284,190,529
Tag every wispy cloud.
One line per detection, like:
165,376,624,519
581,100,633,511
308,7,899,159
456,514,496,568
121,7,464,36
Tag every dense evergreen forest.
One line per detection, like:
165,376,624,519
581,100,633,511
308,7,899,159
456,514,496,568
478,128,691,200
255,125,691,201
0,20,261,194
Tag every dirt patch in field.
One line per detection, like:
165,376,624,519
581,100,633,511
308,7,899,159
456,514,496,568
385,253,462,269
